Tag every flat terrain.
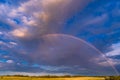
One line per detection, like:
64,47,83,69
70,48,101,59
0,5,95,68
0,76,105,80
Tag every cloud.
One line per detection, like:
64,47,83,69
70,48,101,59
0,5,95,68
0,0,29,6
18,34,117,75
104,42,120,66
6,60,14,64
9,42,17,46
1,33,117,75
8,0,92,53
0,0,120,75
63,0,120,52
9,0,92,36
0,71,72,76
0,32,3,35
106,42,120,57
11,28,29,38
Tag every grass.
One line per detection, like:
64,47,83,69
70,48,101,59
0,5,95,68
0,75,120,80
0,76,106,80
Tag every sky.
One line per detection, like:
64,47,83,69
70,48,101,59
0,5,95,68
0,0,120,76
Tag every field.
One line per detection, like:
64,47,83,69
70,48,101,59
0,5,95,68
0,76,120,80
0,76,106,80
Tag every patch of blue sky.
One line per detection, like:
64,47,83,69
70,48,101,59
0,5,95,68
63,0,117,35
0,59,7,63
87,34,107,43
0,0,29,6
32,64,40,67
0,50,9,55
0,0,6,3
110,55,120,60
0,39,13,44
0,22,12,31
13,19,21,24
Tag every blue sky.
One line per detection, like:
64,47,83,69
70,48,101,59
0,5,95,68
0,0,120,76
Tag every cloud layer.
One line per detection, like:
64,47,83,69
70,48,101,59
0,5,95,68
0,0,120,76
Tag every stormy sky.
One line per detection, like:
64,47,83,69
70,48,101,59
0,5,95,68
0,0,120,76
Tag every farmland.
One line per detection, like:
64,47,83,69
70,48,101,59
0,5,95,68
0,76,106,80
0,75,120,80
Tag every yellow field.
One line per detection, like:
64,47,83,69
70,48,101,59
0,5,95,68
0,76,105,80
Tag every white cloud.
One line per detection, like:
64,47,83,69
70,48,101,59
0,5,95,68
9,42,17,48
9,42,17,46
0,71,72,76
104,42,120,66
85,14,108,25
106,42,120,57
0,41,17,48
11,28,29,38
6,60,14,64
0,32,3,35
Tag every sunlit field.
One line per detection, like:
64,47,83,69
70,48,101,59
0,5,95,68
0,76,108,80
0,75,120,80
0,77,105,80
